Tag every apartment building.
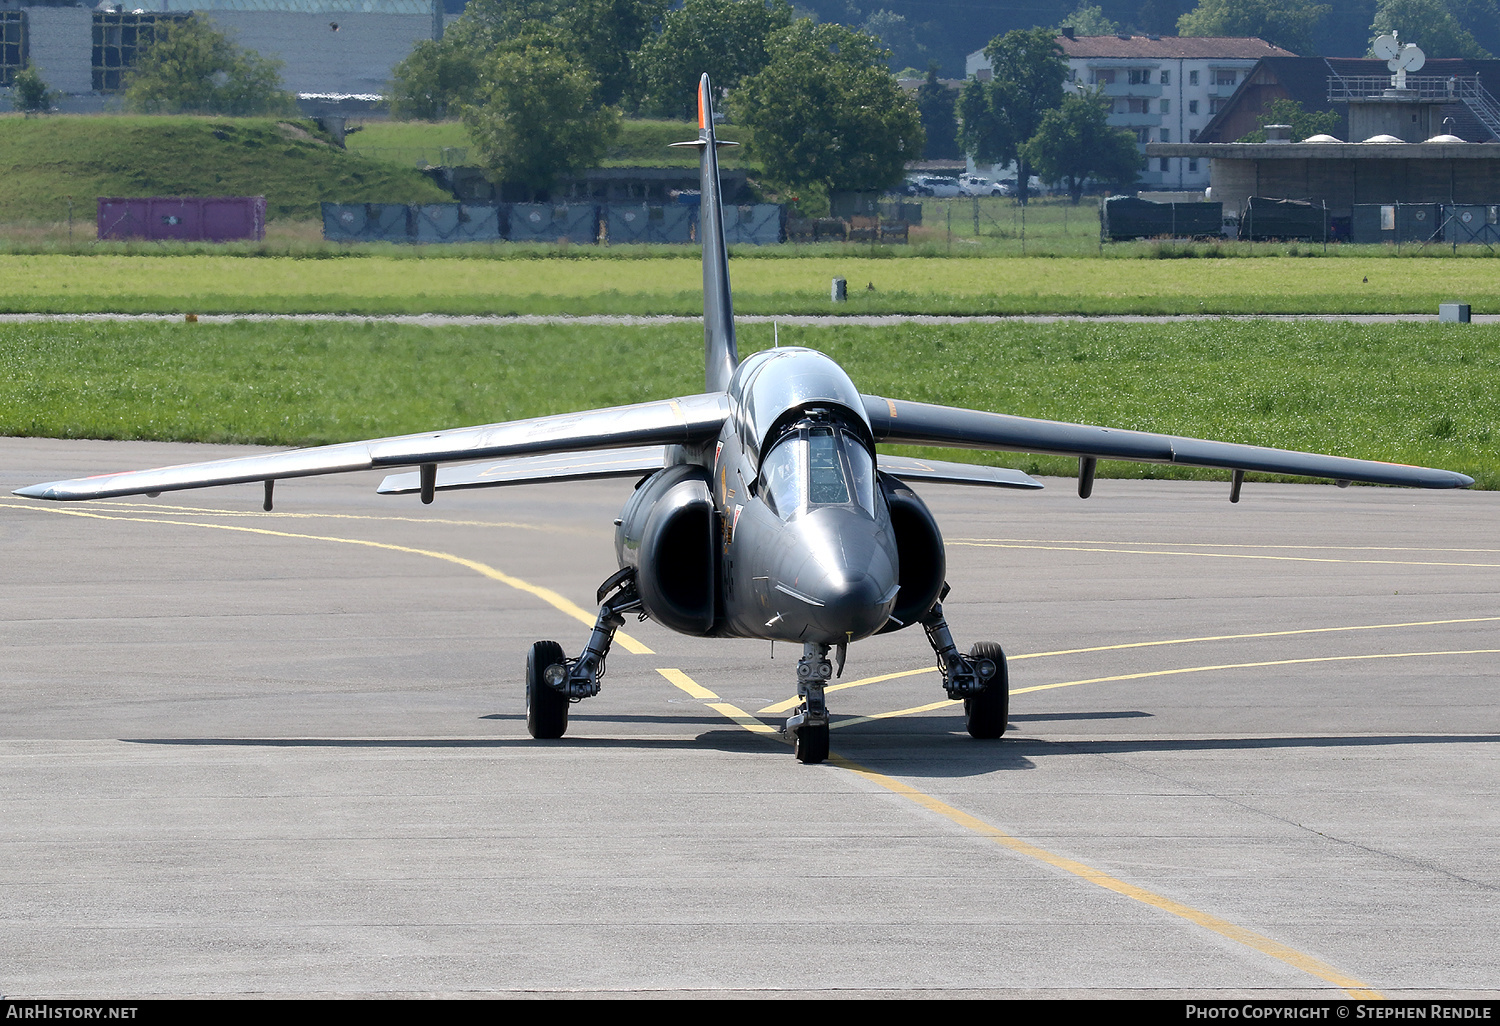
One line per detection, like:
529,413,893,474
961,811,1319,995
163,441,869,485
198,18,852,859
967,33,1294,190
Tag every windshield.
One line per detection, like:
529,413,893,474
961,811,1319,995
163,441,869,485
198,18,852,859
760,422,875,520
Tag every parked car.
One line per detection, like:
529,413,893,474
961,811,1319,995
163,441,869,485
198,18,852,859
909,174,962,198
958,173,1007,197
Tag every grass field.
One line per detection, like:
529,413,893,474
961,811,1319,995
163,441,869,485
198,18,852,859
1,252,1497,315
3,319,1493,487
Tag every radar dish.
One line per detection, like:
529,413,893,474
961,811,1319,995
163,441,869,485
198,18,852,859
1374,33,1401,60
1398,45,1425,72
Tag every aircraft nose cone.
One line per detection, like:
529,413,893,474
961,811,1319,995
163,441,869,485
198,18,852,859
774,508,899,644
805,568,893,641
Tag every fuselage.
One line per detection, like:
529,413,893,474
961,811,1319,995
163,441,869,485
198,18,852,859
707,348,901,644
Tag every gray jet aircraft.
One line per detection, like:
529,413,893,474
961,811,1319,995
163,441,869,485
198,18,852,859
17,76,1474,763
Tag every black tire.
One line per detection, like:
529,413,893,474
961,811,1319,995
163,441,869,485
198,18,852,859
963,642,1009,740
794,721,830,764
526,640,569,740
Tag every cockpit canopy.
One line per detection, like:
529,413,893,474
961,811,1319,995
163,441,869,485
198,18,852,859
727,347,872,464
760,415,876,520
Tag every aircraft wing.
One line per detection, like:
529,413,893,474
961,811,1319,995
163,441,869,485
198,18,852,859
862,395,1473,490
15,394,729,501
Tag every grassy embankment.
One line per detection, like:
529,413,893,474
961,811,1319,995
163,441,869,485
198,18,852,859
2,252,1499,315
2,319,1493,488
0,114,452,236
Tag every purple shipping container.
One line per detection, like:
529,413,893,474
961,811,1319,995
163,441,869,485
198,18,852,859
97,196,266,242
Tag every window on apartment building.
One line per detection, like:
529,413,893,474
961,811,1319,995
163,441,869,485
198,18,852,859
1128,68,1151,85
1209,97,1225,114
1160,99,1170,114
1160,129,1171,142
93,12,188,92
1189,70,1199,86
1189,128,1199,141
1188,99,1199,115
1094,69,1115,85
0,11,26,87
1136,128,1150,144
1127,97,1149,114
1188,159,1199,173
1160,69,1170,85
1214,69,1237,86
1159,157,1171,172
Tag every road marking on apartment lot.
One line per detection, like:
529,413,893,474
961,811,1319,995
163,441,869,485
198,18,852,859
659,664,1383,998
2,501,651,654
757,617,1500,715
950,538,1500,569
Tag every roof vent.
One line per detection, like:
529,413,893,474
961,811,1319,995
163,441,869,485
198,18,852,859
1425,133,1465,143
1303,134,1341,143
1264,124,1292,142
1061,26,1075,39
1363,134,1405,143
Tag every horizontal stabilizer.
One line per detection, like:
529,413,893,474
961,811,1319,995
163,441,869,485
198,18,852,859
877,455,1042,490
378,446,668,494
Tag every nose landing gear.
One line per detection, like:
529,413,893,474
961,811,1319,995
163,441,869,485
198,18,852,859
785,642,833,764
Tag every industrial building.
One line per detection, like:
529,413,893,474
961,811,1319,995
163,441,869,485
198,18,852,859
0,0,450,110
1149,72,1500,242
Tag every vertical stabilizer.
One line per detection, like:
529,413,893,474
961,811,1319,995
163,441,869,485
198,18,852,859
671,74,739,393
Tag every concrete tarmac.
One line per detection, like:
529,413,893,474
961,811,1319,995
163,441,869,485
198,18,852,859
3,436,1498,999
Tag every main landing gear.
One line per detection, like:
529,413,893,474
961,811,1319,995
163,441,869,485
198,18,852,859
524,567,640,740
921,587,1009,740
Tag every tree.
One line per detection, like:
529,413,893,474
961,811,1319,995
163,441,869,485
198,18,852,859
1060,4,1119,36
636,0,792,117
1237,97,1342,141
1177,0,1329,55
390,0,665,118
11,64,54,115
123,14,297,116
389,20,493,121
958,28,1066,204
563,0,672,107
860,9,927,72
735,20,923,193
1020,90,1143,202
1371,0,1490,59
460,42,620,195
916,62,960,159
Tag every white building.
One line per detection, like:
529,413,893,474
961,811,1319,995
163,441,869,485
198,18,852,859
966,33,1294,191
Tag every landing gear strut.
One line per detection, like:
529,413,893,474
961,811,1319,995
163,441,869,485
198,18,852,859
921,594,1009,740
784,642,833,764
524,567,642,741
